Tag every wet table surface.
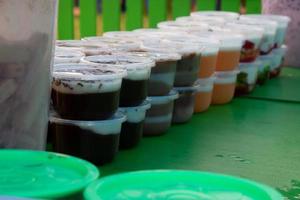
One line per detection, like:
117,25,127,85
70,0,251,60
101,67,300,199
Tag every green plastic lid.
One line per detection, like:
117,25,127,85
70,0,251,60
0,150,99,199
84,170,283,200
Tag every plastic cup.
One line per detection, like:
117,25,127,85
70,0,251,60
142,40,203,86
212,70,239,104
225,23,264,62
191,11,240,20
239,16,278,54
119,100,151,149
243,14,291,47
83,54,155,107
103,31,143,39
256,55,272,85
194,77,215,113
84,170,283,200
235,60,260,96
0,0,57,149
194,31,244,71
270,45,287,78
50,111,126,165
113,50,181,96
52,63,127,120
0,150,99,199
144,90,179,136
172,83,201,124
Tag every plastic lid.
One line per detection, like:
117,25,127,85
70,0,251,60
83,54,155,70
0,150,99,199
196,77,216,92
114,50,182,62
84,170,282,200
148,90,179,105
176,16,226,25
103,31,142,39
157,21,209,31
56,40,104,48
53,63,127,81
50,111,127,135
225,22,264,41
174,80,202,93
214,70,239,84
119,100,151,123
244,14,291,28
191,11,240,20
83,36,142,50
238,17,278,36
142,40,203,56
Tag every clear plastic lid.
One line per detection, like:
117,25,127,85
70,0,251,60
119,100,151,123
157,21,209,31
191,11,240,20
56,40,105,48
174,81,202,93
243,14,291,28
114,50,182,62
148,90,179,105
83,54,155,70
186,15,226,25
238,17,278,36
196,77,216,92
142,39,204,56
50,111,127,135
225,22,264,42
103,31,143,39
214,70,239,84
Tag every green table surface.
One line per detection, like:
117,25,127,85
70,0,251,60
101,67,300,199
246,67,300,103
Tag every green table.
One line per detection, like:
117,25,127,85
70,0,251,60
101,67,300,199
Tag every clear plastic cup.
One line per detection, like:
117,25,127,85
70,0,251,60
52,63,127,120
0,0,57,149
50,111,126,165
191,11,240,20
144,90,179,136
235,60,260,95
193,31,244,71
142,40,203,86
83,54,155,107
256,55,272,85
243,14,291,47
172,82,201,123
194,77,215,113
225,23,264,62
84,170,283,200
119,100,151,149
212,70,239,104
270,45,287,78
0,150,99,199
157,21,209,32
239,16,278,54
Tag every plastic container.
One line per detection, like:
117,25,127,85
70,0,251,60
235,61,260,95
194,77,215,113
116,50,181,96
83,55,155,107
239,16,278,54
144,90,179,136
119,100,151,149
84,170,283,200
52,63,126,120
0,150,99,199
0,0,57,149
212,71,239,104
243,14,291,47
142,40,202,86
54,48,85,64
193,31,244,71
225,23,264,62
172,83,201,124
191,11,240,20
256,55,272,85
50,112,126,165
270,45,287,78
157,20,209,32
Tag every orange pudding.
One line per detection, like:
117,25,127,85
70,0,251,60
216,50,241,71
199,54,218,78
212,71,238,105
194,77,214,113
